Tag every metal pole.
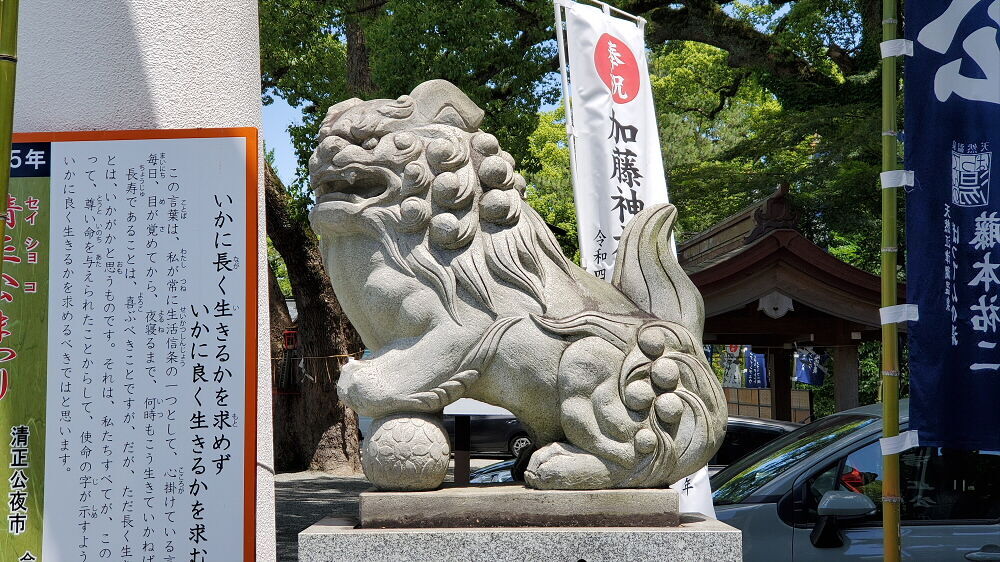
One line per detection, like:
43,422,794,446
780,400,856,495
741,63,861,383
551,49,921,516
880,0,902,560
0,0,19,281
563,0,645,24
553,0,585,255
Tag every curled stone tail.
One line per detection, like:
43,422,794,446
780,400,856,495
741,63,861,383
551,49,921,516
612,204,705,338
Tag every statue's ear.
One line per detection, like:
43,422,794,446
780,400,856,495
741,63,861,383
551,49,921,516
409,79,485,131
318,97,364,138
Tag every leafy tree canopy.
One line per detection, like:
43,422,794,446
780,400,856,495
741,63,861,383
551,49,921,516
261,0,893,272
628,0,891,273
522,105,579,261
260,0,561,193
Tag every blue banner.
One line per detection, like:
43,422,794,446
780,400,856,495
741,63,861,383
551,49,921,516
906,0,1000,450
744,352,768,389
794,348,826,386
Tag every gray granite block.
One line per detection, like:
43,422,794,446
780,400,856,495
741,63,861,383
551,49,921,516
299,514,742,562
360,485,680,528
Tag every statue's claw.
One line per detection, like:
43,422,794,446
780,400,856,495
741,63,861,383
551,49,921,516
524,442,614,490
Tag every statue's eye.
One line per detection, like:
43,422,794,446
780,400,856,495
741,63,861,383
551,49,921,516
362,137,378,150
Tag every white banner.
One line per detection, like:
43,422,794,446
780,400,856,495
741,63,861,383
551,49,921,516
558,0,669,279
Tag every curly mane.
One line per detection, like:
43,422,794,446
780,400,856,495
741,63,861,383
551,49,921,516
343,121,572,324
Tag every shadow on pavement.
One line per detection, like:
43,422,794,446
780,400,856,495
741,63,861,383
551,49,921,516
275,459,503,561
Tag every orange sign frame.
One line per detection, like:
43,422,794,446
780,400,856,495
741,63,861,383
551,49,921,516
12,127,260,561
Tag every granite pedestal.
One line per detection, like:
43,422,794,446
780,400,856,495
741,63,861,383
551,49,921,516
298,486,742,562
299,514,741,562
360,485,680,528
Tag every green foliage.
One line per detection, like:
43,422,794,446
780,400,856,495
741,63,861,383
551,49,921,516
643,36,885,273
267,238,293,297
731,0,868,78
257,0,906,421
724,101,885,272
519,37,885,274
714,0,881,109
259,1,349,108
260,0,560,193
367,0,559,172
264,142,276,169
260,1,890,274
649,42,775,167
522,106,579,262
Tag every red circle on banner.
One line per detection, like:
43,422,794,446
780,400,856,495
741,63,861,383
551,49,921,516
593,33,640,104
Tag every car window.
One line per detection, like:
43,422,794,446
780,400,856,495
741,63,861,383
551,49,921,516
902,448,1000,521
712,414,878,505
797,440,883,525
797,443,1000,525
712,426,785,466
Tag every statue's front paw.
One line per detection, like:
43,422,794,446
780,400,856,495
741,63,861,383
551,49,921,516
524,443,612,490
337,359,397,417
335,358,365,409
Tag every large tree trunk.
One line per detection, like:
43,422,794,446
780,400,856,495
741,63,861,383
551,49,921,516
265,161,363,474
345,0,381,97
268,263,293,357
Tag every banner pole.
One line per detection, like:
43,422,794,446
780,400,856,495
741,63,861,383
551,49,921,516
880,0,902,560
552,0,585,257
572,0,643,24
0,0,20,281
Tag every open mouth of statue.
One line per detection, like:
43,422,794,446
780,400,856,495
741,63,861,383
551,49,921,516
314,164,392,204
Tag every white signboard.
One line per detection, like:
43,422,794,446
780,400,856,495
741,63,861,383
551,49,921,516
4,129,258,562
556,0,670,279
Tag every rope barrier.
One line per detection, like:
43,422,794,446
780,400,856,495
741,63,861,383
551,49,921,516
269,351,364,360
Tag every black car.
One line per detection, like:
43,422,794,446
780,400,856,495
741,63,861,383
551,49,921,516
708,416,802,475
442,414,532,458
358,414,532,458
469,415,801,483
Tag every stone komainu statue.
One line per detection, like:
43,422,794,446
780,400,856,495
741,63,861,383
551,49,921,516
309,80,726,490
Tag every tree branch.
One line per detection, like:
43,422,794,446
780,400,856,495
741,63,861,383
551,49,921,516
469,3,551,95
340,0,389,16
627,1,856,107
708,71,747,119
826,43,857,75
662,71,744,120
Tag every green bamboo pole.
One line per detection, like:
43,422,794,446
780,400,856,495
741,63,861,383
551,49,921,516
880,0,902,560
0,0,20,279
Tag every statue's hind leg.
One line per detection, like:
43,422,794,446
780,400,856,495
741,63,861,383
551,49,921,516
524,337,641,489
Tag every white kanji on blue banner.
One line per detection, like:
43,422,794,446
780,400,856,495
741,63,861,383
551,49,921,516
907,0,1000,450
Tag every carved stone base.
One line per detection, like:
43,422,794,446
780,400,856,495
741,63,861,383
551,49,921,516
298,514,742,562
359,485,680,528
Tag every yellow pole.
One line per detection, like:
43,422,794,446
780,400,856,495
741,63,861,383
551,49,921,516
0,0,20,280
880,0,902,560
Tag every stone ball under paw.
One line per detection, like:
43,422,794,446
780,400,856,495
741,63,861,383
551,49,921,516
361,414,451,491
